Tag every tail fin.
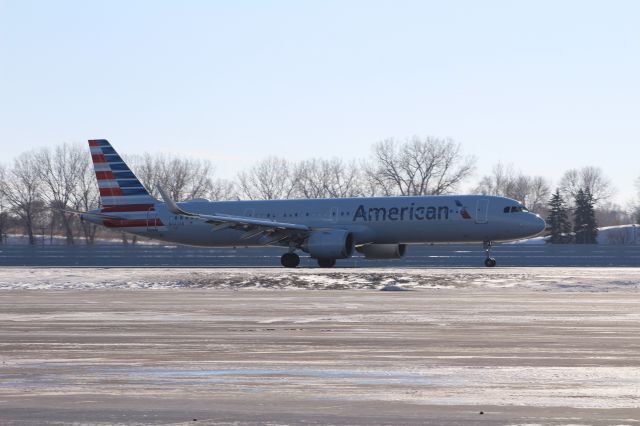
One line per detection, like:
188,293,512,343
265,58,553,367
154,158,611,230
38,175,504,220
88,139,156,212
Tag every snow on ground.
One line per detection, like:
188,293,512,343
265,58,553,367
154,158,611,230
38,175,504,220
0,267,638,292
597,224,640,244
3,234,158,245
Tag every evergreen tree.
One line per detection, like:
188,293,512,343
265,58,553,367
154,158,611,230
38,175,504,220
546,189,571,243
573,189,598,244
632,203,640,224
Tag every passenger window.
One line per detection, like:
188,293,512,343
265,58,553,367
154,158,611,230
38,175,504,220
503,207,510,213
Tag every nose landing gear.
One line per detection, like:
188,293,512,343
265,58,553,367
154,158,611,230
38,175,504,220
483,240,497,267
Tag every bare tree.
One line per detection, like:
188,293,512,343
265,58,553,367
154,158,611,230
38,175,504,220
474,163,513,197
208,178,238,201
3,153,45,244
127,153,217,201
293,158,363,199
164,157,216,201
0,165,8,243
560,166,614,205
473,163,551,214
596,203,632,227
71,157,100,244
237,157,295,200
34,143,90,244
365,136,475,196
525,176,552,214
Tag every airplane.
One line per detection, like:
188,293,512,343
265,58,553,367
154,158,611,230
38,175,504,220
79,139,546,268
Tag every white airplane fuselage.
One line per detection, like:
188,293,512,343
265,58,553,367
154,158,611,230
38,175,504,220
93,195,545,247
82,139,546,267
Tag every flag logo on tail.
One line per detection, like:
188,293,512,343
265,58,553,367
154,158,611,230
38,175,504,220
88,139,162,228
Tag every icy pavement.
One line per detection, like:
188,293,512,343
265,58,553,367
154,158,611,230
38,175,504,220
0,266,639,291
0,269,639,424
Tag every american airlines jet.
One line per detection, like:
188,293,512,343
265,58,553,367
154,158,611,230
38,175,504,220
80,139,546,268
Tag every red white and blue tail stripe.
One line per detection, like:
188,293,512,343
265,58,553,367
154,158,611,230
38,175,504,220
88,139,162,228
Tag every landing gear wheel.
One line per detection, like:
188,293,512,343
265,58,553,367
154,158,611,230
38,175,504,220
281,252,300,268
484,258,497,267
317,258,336,268
483,240,496,267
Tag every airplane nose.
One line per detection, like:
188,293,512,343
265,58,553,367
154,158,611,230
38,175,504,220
520,215,546,236
533,215,546,234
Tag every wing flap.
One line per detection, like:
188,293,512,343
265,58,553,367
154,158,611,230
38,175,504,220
202,214,309,231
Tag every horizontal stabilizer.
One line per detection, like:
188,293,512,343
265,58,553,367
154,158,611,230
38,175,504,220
58,208,127,221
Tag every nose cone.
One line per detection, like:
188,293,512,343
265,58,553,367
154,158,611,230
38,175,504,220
532,215,546,235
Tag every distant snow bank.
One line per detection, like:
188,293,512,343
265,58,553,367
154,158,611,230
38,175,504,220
510,224,640,245
596,224,640,244
2,234,158,246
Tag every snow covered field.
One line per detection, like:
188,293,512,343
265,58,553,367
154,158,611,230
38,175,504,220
1,266,639,292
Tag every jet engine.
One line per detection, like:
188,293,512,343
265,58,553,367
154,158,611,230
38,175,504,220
356,243,407,259
303,230,354,259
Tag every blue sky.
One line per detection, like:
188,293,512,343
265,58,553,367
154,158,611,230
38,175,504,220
1,1,638,204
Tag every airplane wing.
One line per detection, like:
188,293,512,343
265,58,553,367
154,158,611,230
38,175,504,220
157,187,311,243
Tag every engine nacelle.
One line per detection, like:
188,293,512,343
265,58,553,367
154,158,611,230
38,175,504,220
356,243,407,259
303,230,354,259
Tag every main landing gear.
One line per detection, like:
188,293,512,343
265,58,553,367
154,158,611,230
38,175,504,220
280,253,337,268
281,252,300,268
317,258,336,268
483,240,497,267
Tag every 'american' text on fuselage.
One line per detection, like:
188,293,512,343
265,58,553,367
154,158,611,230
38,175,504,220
353,204,450,222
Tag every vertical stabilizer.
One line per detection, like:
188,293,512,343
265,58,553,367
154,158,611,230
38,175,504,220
88,139,156,213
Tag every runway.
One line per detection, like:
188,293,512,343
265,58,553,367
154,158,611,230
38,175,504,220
0,268,639,425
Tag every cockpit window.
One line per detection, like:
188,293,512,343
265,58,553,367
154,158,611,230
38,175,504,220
504,205,529,213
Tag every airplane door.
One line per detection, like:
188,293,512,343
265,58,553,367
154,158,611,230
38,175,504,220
146,208,158,232
475,199,489,224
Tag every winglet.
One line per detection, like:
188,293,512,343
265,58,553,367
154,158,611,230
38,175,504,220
157,186,194,217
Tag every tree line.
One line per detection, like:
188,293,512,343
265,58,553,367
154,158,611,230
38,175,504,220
0,136,636,245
